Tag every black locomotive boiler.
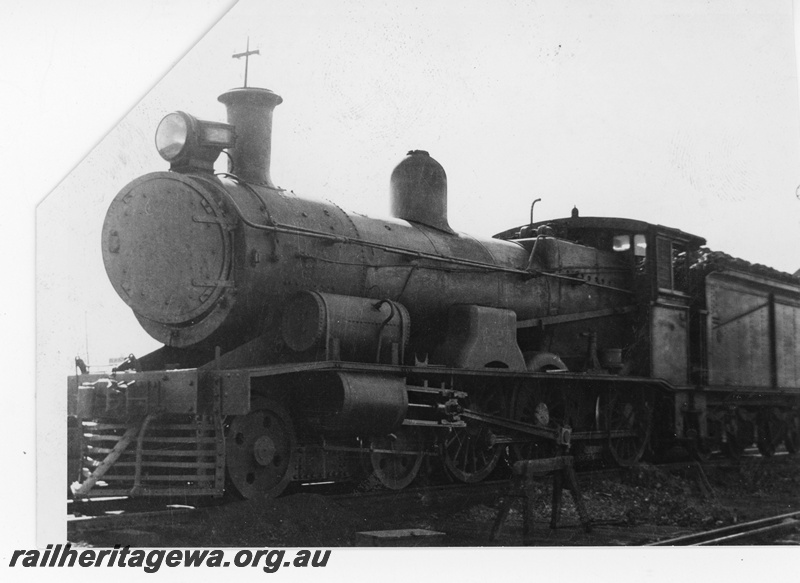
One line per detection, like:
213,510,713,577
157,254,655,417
67,84,800,500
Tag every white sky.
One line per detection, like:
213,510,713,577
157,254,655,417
4,0,800,577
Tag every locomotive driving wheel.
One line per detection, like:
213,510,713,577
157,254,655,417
369,427,424,490
225,399,297,499
606,387,653,467
509,387,563,461
443,389,505,483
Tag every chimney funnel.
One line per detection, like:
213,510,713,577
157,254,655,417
218,87,282,187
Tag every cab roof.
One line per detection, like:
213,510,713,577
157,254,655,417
493,215,706,246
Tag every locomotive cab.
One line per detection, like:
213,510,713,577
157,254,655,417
495,214,706,382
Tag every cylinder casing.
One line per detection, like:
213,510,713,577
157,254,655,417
299,372,408,435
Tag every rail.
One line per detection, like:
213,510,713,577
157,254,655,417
647,510,800,545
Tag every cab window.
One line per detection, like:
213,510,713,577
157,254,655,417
656,237,688,293
612,235,631,252
633,234,647,257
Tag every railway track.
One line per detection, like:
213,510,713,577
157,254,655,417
67,479,502,529
647,511,800,545
66,451,776,517
67,460,627,518
67,451,797,545
68,504,198,538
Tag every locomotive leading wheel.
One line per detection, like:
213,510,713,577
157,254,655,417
606,387,653,467
225,399,297,499
369,428,424,490
443,389,505,483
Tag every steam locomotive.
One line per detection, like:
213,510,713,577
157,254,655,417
67,84,800,500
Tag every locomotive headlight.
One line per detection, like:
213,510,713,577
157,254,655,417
155,111,235,170
155,112,190,162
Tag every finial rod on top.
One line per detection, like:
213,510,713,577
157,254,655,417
232,36,260,88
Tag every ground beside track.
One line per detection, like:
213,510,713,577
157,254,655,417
70,452,800,547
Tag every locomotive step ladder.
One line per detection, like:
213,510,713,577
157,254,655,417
490,456,592,545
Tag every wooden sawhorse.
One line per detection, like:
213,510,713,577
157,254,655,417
490,456,592,544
